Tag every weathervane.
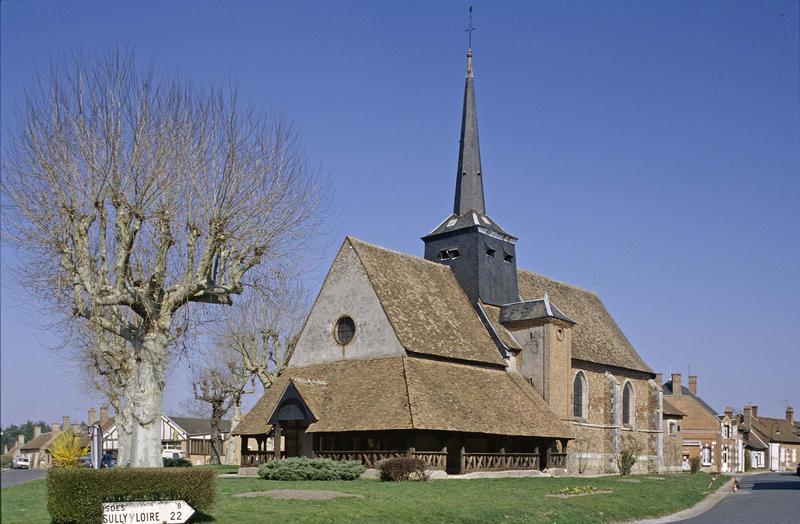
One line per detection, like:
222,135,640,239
466,6,476,49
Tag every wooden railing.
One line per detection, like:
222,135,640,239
314,450,406,468
411,451,447,470
546,453,567,469
460,451,540,473
241,450,273,467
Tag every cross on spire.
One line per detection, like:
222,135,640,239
465,6,476,49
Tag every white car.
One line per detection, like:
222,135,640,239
161,449,184,460
12,457,30,469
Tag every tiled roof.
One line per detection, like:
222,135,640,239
517,270,653,373
168,417,232,436
662,398,686,417
750,416,800,444
349,237,506,367
235,356,573,439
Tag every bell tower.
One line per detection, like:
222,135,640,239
422,45,519,307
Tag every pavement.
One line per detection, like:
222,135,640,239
635,472,800,524
1,468,47,488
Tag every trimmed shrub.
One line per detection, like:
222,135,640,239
689,456,701,474
258,457,364,481
378,457,430,481
163,457,192,467
47,467,216,524
1,454,12,468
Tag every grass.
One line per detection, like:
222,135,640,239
1,472,728,524
196,464,240,474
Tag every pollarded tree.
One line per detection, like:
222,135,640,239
3,50,324,467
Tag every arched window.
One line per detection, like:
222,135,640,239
573,372,588,419
622,382,634,426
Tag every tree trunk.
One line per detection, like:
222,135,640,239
115,398,134,467
128,333,167,468
210,401,224,465
224,398,242,465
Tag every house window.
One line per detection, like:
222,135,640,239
622,382,634,426
722,446,728,464
722,424,730,438
572,372,588,419
334,316,356,345
486,246,496,257
701,446,712,466
668,421,678,436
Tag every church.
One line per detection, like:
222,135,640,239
234,46,663,475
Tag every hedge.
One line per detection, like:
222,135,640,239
378,457,429,481
258,457,364,481
163,457,192,467
47,467,216,524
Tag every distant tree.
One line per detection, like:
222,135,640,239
3,49,325,467
1,421,52,450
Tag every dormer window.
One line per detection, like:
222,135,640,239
439,248,460,261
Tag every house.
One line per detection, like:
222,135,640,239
235,45,664,475
17,417,83,469
661,373,742,473
662,397,685,472
739,405,800,472
95,407,232,465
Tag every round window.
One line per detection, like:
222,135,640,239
334,316,356,345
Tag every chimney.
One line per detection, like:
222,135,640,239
71,423,81,434
17,434,25,446
671,373,682,395
52,422,60,433
787,406,794,424
724,407,733,420
100,404,110,423
62,416,71,432
88,407,97,425
655,373,663,385
751,405,758,419
34,425,41,439
688,375,698,395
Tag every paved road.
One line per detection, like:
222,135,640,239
1,468,47,488
679,472,800,524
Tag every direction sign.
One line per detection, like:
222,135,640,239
102,500,194,524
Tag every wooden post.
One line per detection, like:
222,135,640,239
459,446,466,475
274,423,282,460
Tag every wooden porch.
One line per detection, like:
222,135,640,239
240,429,569,474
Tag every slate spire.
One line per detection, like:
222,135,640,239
453,48,485,216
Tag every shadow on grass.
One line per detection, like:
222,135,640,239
190,511,216,522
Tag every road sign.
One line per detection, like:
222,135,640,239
102,500,194,524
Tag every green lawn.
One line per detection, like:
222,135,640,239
1,473,727,524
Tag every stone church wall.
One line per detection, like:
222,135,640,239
567,363,661,474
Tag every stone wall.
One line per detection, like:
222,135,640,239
567,362,661,474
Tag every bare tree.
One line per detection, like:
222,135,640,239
191,347,252,465
222,287,307,390
3,49,324,467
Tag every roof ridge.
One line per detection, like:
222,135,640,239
346,236,453,272
517,267,599,297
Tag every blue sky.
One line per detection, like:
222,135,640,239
1,1,798,426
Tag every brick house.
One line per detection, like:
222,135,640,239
661,373,742,473
739,405,800,472
17,416,83,469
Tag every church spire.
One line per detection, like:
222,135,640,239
453,46,485,215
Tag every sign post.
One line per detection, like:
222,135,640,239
102,500,195,524
88,424,103,469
